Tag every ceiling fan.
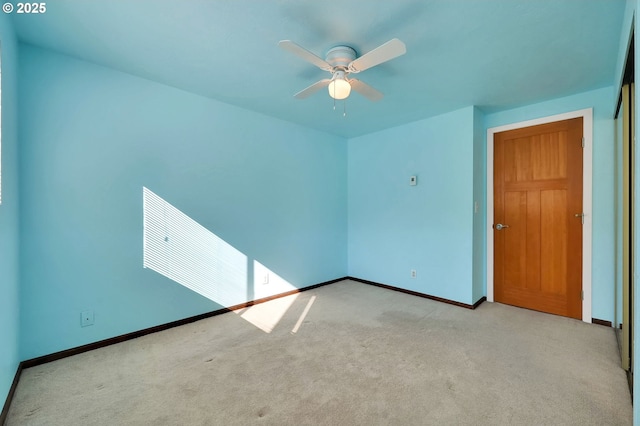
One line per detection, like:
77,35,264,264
278,38,406,102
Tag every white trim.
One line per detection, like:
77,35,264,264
486,108,593,323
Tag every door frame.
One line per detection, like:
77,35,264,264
486,108,593,323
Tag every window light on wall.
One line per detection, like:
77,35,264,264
142,187,248,308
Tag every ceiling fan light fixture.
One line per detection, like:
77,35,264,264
280,38,406,102
328,77,351,100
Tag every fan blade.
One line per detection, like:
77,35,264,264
349,79,384,102
348,38,406,73
294,79,331,99
279,40,333,72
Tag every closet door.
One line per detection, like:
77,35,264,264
618,81,634,382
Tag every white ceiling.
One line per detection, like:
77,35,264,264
10,0,627,138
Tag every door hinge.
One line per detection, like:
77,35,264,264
581,290,584,300
581,137,584,148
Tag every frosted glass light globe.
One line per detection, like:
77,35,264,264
328,78,351,100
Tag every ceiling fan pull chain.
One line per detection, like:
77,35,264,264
343,99,347,117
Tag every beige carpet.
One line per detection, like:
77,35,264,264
6,280,632,425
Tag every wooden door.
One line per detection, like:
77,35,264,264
494,118,583,319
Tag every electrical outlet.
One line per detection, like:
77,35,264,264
81,310,94,327
411,269,417,278
262,273,269,285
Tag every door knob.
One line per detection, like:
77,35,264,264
495,223,509,230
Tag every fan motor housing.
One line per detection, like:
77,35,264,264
325,46,356,68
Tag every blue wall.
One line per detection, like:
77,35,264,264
348,106,478,305
485,86,616,322
0,13,20,408
18,44,347,360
